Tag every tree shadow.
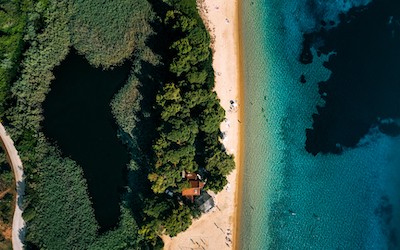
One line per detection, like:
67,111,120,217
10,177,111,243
16,179,25,210
16,180,26,247
121,0,173,224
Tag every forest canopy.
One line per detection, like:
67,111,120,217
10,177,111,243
148,0,234,195
0,0,28,118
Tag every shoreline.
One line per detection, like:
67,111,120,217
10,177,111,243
232,0,245,247
162,0,243,248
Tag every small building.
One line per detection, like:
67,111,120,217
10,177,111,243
195,192,215,213
182,171,205,202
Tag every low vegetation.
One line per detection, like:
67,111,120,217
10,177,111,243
6,0,98,249
3,0,155,248
70,0,154,67
22,136,99,249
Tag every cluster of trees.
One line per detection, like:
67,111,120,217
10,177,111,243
149,0,235,195
139,196,197,240
70,0,154,67
0,0,28,118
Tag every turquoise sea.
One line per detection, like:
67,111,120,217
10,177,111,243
240,0,400,249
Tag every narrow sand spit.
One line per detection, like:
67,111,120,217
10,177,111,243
162,0,242,248
0,123,25,250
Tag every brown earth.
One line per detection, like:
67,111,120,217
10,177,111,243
0,188,12,200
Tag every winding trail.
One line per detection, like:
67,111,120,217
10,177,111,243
0,123,25,250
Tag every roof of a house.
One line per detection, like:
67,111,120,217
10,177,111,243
182,187,201,197
196,192,215,213
182,172,205,201
189,180,205,188
185,172,198,180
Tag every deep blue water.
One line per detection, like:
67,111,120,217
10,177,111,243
304,0,400,155
240,0,400,248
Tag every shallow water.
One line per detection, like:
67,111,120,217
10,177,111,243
240,0,400,248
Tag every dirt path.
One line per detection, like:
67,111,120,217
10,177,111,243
0,123,25,250
0,188,12,199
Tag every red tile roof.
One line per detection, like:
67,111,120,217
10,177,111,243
182,187,201,196
182,172,205,201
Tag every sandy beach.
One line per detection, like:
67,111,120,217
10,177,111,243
162,0,243,249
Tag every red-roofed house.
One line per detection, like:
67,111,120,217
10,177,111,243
181,171,205,202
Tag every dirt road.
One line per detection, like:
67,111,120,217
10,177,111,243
0,123,25,250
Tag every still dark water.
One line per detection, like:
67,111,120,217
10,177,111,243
43,51,130,230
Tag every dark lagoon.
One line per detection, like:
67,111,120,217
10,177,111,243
43,50,130,230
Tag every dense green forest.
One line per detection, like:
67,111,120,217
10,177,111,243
0,0,234,248
0,0,27,118
149,0,235,195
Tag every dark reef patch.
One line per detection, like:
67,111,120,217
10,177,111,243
43,50,131,231
374,196,393,226
301,0,400,155
300,74,306,84
374,196,398,248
